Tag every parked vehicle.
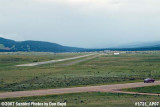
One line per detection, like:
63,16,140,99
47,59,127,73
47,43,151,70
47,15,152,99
144,78,155,83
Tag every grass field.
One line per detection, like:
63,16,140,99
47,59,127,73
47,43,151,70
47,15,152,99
0,92,160,107
0,52,87,65
0,51,160,92
123,85,160,94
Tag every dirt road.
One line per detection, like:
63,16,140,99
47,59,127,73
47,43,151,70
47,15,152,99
16,54,97,67
0,81,160,99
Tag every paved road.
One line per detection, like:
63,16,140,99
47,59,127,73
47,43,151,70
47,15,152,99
0,81,160,99
16,54,96,67
59,55,98,66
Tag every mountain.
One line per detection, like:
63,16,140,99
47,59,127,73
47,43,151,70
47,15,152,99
108,41,160,51
115,41,160,48
1,37,160,52
86,42,160,51
0,37,84,52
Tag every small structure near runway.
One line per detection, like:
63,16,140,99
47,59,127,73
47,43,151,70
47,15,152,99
114,53,120,55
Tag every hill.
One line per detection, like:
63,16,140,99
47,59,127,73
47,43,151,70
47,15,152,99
0,37,84,52
109,41,160,51
115,41,160,48
1,37,160,52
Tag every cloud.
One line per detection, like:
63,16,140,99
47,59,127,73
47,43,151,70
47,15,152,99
0,0,160,48
0,34,5,38
34,0,123,8
32,0,160,15
35,0,99,4
0,33,22,41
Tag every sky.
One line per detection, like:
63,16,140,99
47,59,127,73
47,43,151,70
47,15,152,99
0,0,160,48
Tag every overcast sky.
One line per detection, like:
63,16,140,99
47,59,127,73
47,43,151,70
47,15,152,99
0,0,160,48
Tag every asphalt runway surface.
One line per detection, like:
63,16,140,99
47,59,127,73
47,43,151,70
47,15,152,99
16,54,96,67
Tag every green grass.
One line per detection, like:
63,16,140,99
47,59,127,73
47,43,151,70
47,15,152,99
0,52,87,65
0,92,160,107
1,51,160,92
123,85,160,94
